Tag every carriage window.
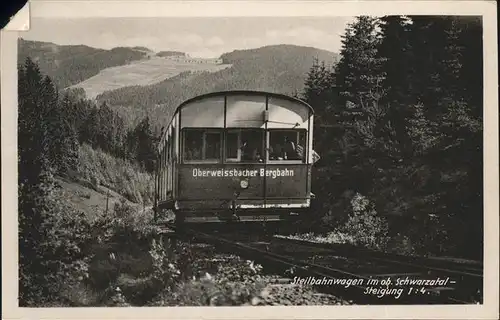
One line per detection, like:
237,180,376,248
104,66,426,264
171,127,176,161
183,129,221,162
268,130,306,162
204,132,221,160
225,129,265,162
226,132,239,160
166,137,170,162
184,129,203,160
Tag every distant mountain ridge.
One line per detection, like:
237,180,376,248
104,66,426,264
96,44,339,128
220,44,335,64
18,39,149,89
19,40,339,129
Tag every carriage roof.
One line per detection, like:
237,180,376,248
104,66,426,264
160,90,315,144
176,90,314,115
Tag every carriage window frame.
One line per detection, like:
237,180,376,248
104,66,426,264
224,130,241,162
182,128,222,164
266,129,307,164
224,128,266,163
166,132,171,163
171,125,176,162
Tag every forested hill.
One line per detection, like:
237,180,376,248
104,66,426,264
131,46,153,52
96,44,339,128
220,44,335,64
18,38,148,89
156,51,186,57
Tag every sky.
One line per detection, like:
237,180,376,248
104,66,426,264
21,17,354,58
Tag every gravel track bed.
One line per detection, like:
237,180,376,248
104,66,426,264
152,240,352,306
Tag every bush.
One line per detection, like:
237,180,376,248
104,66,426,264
78,144,155,204
151,258,267,307
19,177,95,306
339,193,390,251
84,200,174,305
19,183,164,306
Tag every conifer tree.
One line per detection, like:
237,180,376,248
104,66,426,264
303,58,337,115
378,16,414,158
82,105,100,148
335,16,384,111
18,58,56,303
303,58,339,156
333,16,391,191
133,116,158,172
39,76,80,175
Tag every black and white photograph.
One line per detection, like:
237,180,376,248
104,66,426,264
1,1,498,319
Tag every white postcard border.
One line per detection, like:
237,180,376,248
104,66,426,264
2,1,498,319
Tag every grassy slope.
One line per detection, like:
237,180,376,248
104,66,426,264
57,144,155,220
69,57,231,99
55,176,139,220
77,143,155,205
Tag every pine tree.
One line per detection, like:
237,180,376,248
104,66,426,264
335,16,385,111
18,58,51,186
82,105,100,148
304,16,483,258
18,58,56,303
408,16,462,115
133,116,158,172
400,16,482,257
303,58,339,157
334,16,394,161
333,16,394,191
378,16,415,159
456,16,482,118
97,102,115,152
303,58,337,116
38,75,80,175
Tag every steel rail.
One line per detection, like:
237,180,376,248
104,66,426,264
271,237,483,278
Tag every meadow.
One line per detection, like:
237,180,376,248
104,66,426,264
70,57,231,99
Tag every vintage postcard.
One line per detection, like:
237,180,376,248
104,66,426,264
1,0,498,319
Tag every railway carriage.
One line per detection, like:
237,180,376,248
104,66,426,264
155,90,319,224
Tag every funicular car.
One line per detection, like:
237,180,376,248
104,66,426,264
155,90,319,224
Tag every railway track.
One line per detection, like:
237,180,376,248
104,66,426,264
272,236,483,275
270,236,483,304
165,225,482,305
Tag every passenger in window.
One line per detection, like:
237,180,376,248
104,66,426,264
252,149,263,162
241,141,250,161
283,136,299,160
241,141,254,161
241,139,263,162
268,145,275,160
186,140,201,160
205,134,221,160
269,143,283,160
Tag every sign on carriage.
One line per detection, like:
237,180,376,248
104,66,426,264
192,167,295,179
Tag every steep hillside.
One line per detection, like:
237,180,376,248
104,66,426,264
18,38,147,89
97,44,339,128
